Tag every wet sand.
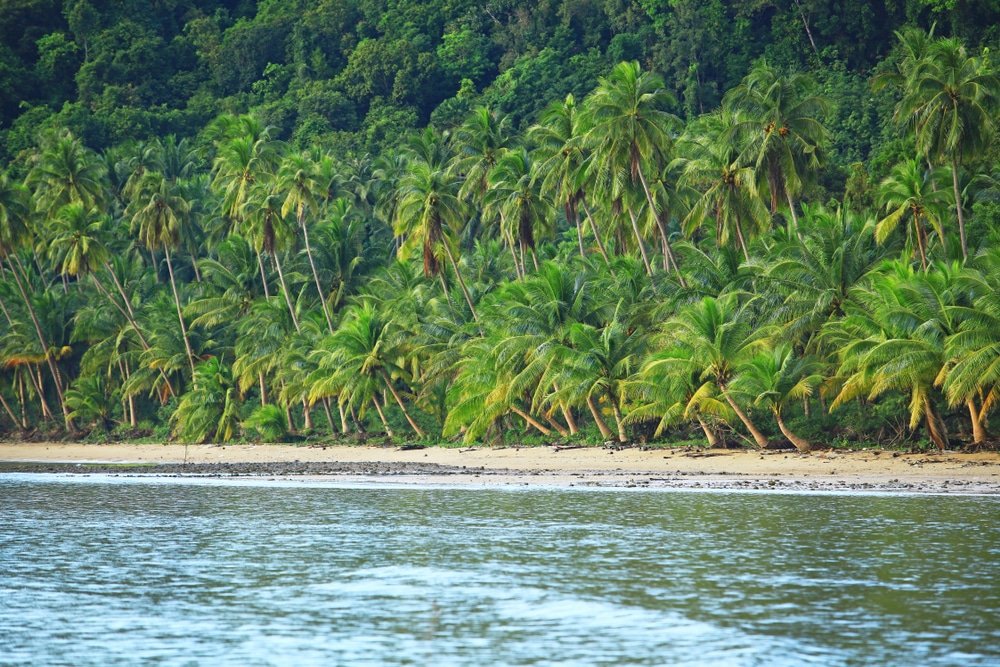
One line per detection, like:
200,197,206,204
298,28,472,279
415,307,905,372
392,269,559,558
2,442,999,493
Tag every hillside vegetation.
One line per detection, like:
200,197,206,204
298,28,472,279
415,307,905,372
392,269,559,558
0,1,998,449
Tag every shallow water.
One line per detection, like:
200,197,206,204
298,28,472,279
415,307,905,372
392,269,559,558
1,475,998,666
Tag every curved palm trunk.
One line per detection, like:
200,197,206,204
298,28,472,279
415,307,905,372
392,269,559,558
626,206,653,276
696,415,719,447
543,412,569,437
951,156,968,260
380,370,425,438
968,399,987,447
0,388,20,429
733,216,751,264
441,241,480,324
8,256,71,429
913,213,929,271
510,405,551,435
586,395,613,440
163,246,198,380
298,209,335,333
272,251,301,333
580,198,612,266
775,410,811,453
923,397,949,451
722,390,769,448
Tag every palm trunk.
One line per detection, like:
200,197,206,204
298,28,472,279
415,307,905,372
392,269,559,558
733,218,751,264
626,206,653,276
441,240,480,324
272,250,301,333
0,388,19,429
611,401,627,443
259,373,267,405
299,209,335,333
510,405,551,435
722,390,769,448
255,251,271,298
163,246,198,380
9,256,71,429
635,164,684,284
951,156,968,260
775,410,811,453
696,415,719,447
302,400,313,430
568,201,585,259
338,400,349,434
321,398,336,433
785,189,801,241
561,403,578,435
371,394,394,438
923,397,949,451
543,412,569,437
914,213,929,271
586,395,613,440
580,198,612,266
380,370,425,437
967,399,987,447
29,365,52,420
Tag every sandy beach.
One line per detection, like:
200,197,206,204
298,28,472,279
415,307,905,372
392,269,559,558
1,442,999,493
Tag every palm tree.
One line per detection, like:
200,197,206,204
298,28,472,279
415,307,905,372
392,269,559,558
826,262,966,451
450,106,512,205
278,152,334,332
725,61,829,236
0,174,73,428
129,173,197,378
875,158,952,269
675,110,770,262
171,356,240,443
394,160,479,323
584,61,684,278
733,345,824,452
896,37,998,259
663,294,771,448
26,129,107,217
483,148,553,274
309,303,425,438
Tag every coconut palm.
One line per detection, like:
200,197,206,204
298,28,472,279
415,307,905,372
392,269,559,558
875,158,952,269
26,129,107,217
724,61,829,236
394,160,479,323
675,110,770,262
663,294,771,448
171,356,240,443
309,303,425,438
0,174,73,427
896,37,999,259
277,152,334,332
732,345,824,452
129,172,197,377
584,61,683,278
483,148,553,274
450,106,512,205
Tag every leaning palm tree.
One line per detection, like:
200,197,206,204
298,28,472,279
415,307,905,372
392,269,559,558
732,345,824,452
663,294,771,448
129,172,197,378
394,160,479,323
0,175,72,428
895,36,998,259
584,61,684,278
875,158,952,269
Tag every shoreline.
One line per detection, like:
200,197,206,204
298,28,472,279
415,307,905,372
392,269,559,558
2,442,999,494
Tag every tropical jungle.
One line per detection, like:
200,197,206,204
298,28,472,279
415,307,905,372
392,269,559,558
0,0,998,450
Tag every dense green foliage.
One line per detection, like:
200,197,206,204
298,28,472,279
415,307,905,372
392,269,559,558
0,5,998,449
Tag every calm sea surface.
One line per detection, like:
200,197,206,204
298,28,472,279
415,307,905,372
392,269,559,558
1,474,998,666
